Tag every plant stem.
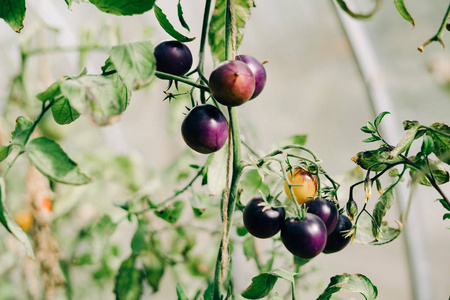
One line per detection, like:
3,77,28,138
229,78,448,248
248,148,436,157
197,0,213,85
155,71,210,92
418,2,450,52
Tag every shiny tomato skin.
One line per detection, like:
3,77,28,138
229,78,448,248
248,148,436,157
284,168,318,204
323,215,353,254
154,40,193,76
243,197,286,239
235,55,267,99
281,214,327,259
305,198,338,234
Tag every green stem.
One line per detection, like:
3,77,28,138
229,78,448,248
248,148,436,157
418,2,450,52
155,71,210,92
197,0,213,85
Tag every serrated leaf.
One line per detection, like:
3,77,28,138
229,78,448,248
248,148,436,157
25,137,91,185
154,201,184,223
317,273,378,300
36,81,62,102
394,0,415,27
131,219,147,255
11,116,33,147
154,4,195,42
0,178,35,259
0,145,12,162
241,268,296,299
176,283,189,300
177,0,190,32
109,41,156,90
89,0,155,16
429,123,450,165
51,97,81,125
0,0,26,32
352,148,403,172
113,254,144,300
60,75,128,126
390,125,420,158
208,0,253,63
335,0,381,19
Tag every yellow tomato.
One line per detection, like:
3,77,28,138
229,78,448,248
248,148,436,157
14,210,33,232
284,167,318,204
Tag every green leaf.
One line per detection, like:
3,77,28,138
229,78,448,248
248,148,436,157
351,148,403,172
241,268,296,299
177,0,190,32
409,160,449,186
72,253,94,265
239,170,270,203
360,126,375,134
0,178,35,259
143,254,165,292
372,184,396,232
403,120,419,130
89,0,155,16
363,135,381,143
335,0,381,19
154,201,184,223
131,219,147,255
374,111,390,127
36,81,62,102
317,273,378,300
11,116,33,147
421,135,434,156
208,0,253,63
154,4,195,42
429,123,450,165
438,199,450,211
176,283,189,300
25,137,91,185
287,135,307,146
443,213,450,220
394,0,415,27
60,75,128,126
390,125,420,158
113,255,144,300
370,221,403,245
108,41,156,90
0,0,25,32
51,97,81,125
0,145,12,162
189,193,206,217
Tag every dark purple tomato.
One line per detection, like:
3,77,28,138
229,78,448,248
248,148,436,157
208,60,255,107
281,214,327,259
154,40,193,76
181,105,228,154
323,215,352,254
305,199,338,234
236,55,266,99
243,197,286,239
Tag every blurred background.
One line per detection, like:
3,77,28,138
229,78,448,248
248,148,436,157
0,0,449,299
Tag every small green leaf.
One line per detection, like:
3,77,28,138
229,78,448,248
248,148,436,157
287,135,307,146
239,170,270,203
25,137,91,185
438,199,450,211
363,135,381,143
36,81,62,101
421,135,434,156
394,0,415,27
374,111,390,127
109,41,156,90
177,0,190,32
11,116,33,147
0,0,26,32
51,97,81,125
89,0,155,16
154,201,184,223
208,0,253,63
113,255,144,300
131,219,147,255
0,145,12,162
154,4,195,42
390,125,420,158
317,273,378,300
142,253,165,292
443,213,450,220
366,121,376,132
360,126,375,134
403,120,419,130
429,123,450,165
372,184,396,231
335,0,381,19
241,268,296,299
176,283,189,300
72,253,93,265
0,178,35,259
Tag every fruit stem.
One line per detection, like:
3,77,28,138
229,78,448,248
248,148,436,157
418,2,450,52
155,71,210,92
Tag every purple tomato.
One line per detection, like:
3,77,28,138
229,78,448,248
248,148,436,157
323,215,352,254
243,197,286,239
181,105,228,154
154,40,193,76
236,55,267,99
305,198,338,234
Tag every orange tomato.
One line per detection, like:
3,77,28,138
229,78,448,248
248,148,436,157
14,210,33,232
284,167,318,204
41,197,52,212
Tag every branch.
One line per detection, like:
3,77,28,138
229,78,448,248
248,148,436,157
418,2,450,52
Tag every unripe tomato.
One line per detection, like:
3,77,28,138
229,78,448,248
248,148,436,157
14,210,33,232
208,60,255,107
181,104,228,154
243,197,285,239
281,214,327,259
284,168,318,204
154,40,193,76
323,215,353,254
236,55,267,99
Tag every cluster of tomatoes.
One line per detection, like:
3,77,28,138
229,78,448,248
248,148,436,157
153,40,267,154
243,167,353,260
